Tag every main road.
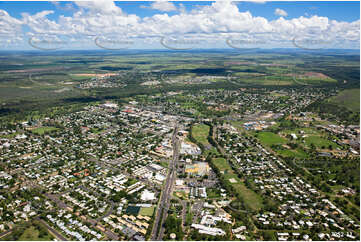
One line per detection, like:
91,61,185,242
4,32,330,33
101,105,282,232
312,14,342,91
150,124,180,240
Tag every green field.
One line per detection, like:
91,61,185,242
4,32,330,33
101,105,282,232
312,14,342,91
191,124,219,155
139,206,155,216
276,148,308,158
191,124,210,146
256,131,310,158
329,88,360,112
207,188,222,199
19,226,53,241
304,135,340,149
212,157,232,172
31,126,59,135
257,132,286,146
212,158,263,211
224,173,263,211
1,221,54,241
233,181,263,211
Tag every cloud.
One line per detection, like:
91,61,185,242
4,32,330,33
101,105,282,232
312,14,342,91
141,1,177,12
0,0,359,49
52,1,76,12
75,0,122,15
150,1,177,12
21,10,62,34
275,8,288,17
0,9,23,35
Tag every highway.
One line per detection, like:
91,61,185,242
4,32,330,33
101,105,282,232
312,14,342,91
150,124,180,240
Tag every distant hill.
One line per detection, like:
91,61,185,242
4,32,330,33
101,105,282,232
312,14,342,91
328,89,360,112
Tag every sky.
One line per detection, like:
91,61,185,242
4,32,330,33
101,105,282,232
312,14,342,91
0,1,359,50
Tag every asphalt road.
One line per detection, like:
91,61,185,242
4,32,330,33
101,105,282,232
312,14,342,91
151,125,180,241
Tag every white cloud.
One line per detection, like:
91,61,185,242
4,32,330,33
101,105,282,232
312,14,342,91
275,8,288,17
0,9,23,35
52,2,76,12
75,0,123,15
0,0,359,49
149,1,177,12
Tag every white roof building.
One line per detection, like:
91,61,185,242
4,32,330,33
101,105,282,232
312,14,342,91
140,189,156,201
155,173,166,182
175,179,184,186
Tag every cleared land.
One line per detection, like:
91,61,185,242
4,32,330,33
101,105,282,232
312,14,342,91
212,157,232,172
19,226,53,241
191,124,219,155
191,124,210,146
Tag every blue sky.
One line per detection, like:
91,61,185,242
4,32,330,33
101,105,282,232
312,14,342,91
0,1,359,21
0,1,359,50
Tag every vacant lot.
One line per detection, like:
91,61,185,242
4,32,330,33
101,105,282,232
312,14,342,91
224,173,263,211
19,226,53,241
191,124,219,155
212,157,231,172
277,148,308,159
191,124,210,146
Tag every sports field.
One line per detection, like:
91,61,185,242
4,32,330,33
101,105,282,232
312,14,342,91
139,206,155,216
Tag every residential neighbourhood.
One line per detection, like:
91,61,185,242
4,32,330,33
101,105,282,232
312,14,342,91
0,89,359,240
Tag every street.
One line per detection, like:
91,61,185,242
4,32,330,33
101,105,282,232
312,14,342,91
150,124,180,240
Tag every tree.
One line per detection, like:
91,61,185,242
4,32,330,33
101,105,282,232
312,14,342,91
262,230,276,241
